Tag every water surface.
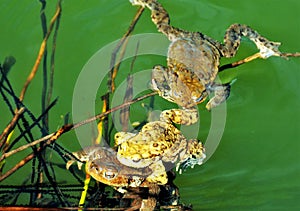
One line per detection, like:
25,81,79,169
0,0,299,209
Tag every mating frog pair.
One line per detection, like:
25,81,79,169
67,110,205,208
67,109,205,188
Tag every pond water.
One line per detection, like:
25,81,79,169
1,0,300,209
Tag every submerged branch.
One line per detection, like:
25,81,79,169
19,1,62,101
0,107,25,149
219,51,300,71
108,7,144,93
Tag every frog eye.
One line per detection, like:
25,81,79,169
103,165,118,179
104,171,117,179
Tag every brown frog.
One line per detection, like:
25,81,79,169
67,146,181,209
67,146,152,189
129,0,284,110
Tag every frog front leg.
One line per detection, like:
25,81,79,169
160,108,198,125
206,82,231,110
151,65,201,108
219,23,282,59
151,65,173,102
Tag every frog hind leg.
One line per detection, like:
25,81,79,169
206,82,231,110
219,23,282,59
129,0,189,41
146,161,168,185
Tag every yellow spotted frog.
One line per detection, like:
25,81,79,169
129,0,285,110
115,109,205,183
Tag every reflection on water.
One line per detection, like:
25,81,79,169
0,0,299,209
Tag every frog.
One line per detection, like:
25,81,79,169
129,0,285,110
115,109,206,176
67,146,181,209
67,146,153,189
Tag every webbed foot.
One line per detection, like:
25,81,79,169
206,82,231,110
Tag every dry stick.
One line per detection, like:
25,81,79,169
109,6,144,93
0,107,25,149
73,91,156,130
40,0,49,133
38,0,49,201
19,2,62,101
120,42,140,131
47,0,62,123
219,52,300,71
0,92,157,181
0,125,68,182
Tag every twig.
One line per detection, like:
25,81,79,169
0,133,52,163
40,0,49,134
0,107,25,149
0,125,69,182
0,99,58,162
47,0,62,124
219,51,300,72
120,42,140,131
19,1,62,101
72,92,156,130
108,7,144,93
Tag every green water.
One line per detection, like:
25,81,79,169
1,0,300,209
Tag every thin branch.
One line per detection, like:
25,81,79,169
0,125,69,182
0,107,25,149
47,0,62,123
105,7,144,142
219,51,300,72
72,91,157,130
40,0,49,134
120,42,140,131
108,7,144,93
0,99,58,161
19,2,62,101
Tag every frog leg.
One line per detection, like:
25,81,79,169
146,161,168,185
160,108,198,125
114,131,136,146
129,0,190,41
206,82,231,110
218,23,282,59
151,65,173,100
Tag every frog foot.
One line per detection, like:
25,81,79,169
129,0,147,7
176,152,206,174
66,159,84,170
176,140,206,174
256,40,282,59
